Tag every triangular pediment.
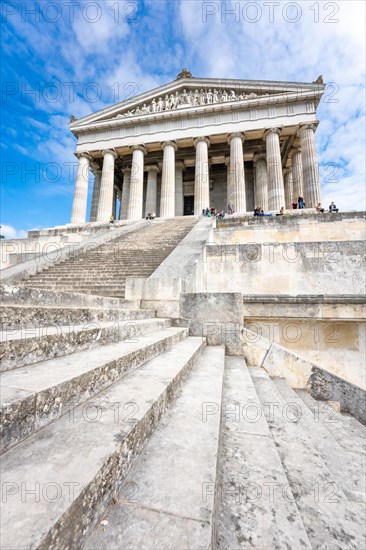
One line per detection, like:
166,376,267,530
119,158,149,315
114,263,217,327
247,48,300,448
70,75,324,133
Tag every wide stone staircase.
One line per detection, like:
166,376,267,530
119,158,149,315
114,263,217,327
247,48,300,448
19,217,198,298
1,296,365,550
1,214,365,549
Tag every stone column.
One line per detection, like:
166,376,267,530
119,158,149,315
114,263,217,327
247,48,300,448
253,153,268,210
175,161,184,216
225,156,231,211
127,145,146,220
283,168,294,209
264,128,285,210
117,191,122,220
70,153,90,224
112,187,117,219
228,133,246,213
160,141,177,218
89,167,101,222
289,149,303,202
145,165,159,216
194,137,210,215
299,124,321,207
96,149,117,222
120,168,131,220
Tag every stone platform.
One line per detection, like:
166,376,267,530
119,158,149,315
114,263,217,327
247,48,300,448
1,210,365,549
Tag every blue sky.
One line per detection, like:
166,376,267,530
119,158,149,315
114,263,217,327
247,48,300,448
1,0,365,237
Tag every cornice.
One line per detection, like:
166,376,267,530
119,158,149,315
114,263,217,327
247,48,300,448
70,89,323,137
70,78,324,130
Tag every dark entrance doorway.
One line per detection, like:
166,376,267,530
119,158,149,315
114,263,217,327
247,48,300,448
184,195,194,216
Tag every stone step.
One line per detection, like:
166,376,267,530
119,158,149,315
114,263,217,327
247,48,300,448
1,305,156,330
251,368,366,550
1,327,188,453
216,359,311,550
24,276,148,284
0,318,172,372
19,288,128,299
295,389,366,455
21,284,128,291
0,336,205,550
84,346,224,550
0,285,139,308
22,281,128,287
29,267,159,274
274,379,366,503
31,266,160,273
39,260,166,267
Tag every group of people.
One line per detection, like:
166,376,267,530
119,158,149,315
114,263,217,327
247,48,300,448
111,199,340,225
254,206,273,217
202,207,225,220
291,196,305,209
315,201,339,213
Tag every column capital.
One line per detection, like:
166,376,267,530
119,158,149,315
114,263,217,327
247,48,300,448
75,152,91,161
289,148,301,158
102,149,117,159
175,160,185,169
145,164,159,173
298,123,317,136
193,136,210,148
162,140,178,151
264,127,281,139
131,144,147,154
228,132,245,144
253,153,266,163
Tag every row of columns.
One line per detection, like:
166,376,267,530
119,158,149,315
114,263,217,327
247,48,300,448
70,124,321,223
253,124,321,210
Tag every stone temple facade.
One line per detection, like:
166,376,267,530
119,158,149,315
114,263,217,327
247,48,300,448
69,70,324,222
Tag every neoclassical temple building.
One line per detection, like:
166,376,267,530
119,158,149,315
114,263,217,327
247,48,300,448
69,70,325,222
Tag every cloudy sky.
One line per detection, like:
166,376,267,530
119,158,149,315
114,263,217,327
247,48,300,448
1,0,365,237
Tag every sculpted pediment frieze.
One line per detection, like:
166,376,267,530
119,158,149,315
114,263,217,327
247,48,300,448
70,75,324,132
113,87,263,120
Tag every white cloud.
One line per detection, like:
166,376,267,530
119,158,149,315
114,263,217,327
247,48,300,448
0,225,28,240
178,0,365,210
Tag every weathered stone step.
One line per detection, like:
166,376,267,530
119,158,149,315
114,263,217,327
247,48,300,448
251,368,366,550
21,283,128,291
1,305,156,330
216,359,311,550
85,346,224,550
0,318,171,372
24,275,150,283
275,379,366,503
1,327,188,453
39,264,166,273
22,281,130,287
296,389,366,455
0,286,139,309
0,336,205,550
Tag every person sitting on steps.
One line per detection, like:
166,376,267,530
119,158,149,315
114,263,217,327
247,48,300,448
329,201,339,213
316,203,325,213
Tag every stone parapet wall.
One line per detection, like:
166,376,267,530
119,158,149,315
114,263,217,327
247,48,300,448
215,210,366,243
1,221,144,284
1,220,136,270
204,240,365,295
